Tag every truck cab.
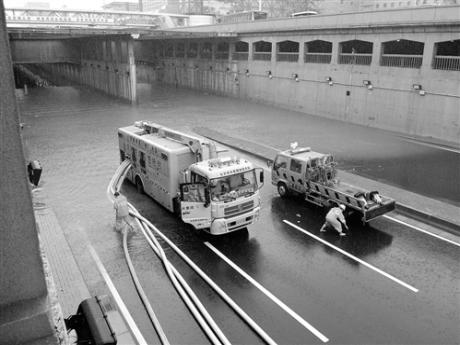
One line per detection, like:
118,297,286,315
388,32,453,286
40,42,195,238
180,157,263,235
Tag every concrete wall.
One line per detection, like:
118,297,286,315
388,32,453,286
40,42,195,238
10,39,80,64
0,2,57,343
136,15,460,143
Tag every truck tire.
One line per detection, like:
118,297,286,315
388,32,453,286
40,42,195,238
135,176,144,194
277,182,289,198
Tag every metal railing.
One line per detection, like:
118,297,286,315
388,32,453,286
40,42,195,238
200,52,212,59
432,55,460,71
380,54,423,68
304,53,332,64
276,53,299,62
253,52,271,61
339,53,372,65
232,52,249,61
215,52,229,60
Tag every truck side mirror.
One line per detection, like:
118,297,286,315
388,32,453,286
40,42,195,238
259,171,264,184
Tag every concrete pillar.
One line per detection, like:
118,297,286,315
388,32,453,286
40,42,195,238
0,2,57,344
422,37,436,72
298,41,305,66
331,38,340,65
127,39,137,103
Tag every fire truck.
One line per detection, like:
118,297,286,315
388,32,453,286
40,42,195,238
118,121,264,235
270,144,395,223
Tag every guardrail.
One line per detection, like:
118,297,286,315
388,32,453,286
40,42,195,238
433,55,460,71
276,52,299,62
304,53,332,64
380,54,423,68
339,53,372,65
253,52,271,61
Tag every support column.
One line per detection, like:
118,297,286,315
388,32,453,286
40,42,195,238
127,39,137,103
0,2,57,344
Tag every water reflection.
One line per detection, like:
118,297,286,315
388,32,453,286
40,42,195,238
270,197,393,266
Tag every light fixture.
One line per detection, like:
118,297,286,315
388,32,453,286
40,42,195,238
245,69,250,77
413,84,422,90
267,70,272,79
325,76,332,82
293,73,299,82
363,80,371,86
419,90,426,96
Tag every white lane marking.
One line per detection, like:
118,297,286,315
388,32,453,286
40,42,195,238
383,215,460,248
89,245,148,345
204,242,329,343
283,220,419,293
399,137,460,154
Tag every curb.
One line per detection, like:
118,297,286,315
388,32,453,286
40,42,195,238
395,203,460,235
195,127,460,235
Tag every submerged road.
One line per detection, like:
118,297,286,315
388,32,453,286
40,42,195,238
19,84,459,344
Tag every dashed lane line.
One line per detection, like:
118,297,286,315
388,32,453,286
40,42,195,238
204,241,330,343
283,220,419,293
383,215,460,248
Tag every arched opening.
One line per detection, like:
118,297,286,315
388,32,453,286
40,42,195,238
276,40,299,62
381,39,424,68
305,40,332,64
433,39,460,71
339,40,373,65
253,41,272,61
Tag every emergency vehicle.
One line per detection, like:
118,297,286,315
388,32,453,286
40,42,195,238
270,144,395,223
118,121,264,235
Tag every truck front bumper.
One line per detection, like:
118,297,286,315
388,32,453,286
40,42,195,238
208,207,261,235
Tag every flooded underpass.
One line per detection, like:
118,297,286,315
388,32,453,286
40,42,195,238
19,83,460,344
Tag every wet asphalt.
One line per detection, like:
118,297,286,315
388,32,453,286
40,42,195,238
18,83,460,344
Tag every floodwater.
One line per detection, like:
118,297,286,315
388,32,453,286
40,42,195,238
18,83,460,343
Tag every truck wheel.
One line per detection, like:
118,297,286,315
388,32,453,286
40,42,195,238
277,183,289,198
135,176,144,194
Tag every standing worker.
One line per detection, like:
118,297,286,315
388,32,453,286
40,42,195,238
114,191,135,233
320,204,349,236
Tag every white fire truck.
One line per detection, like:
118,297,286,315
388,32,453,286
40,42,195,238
270,144,395,223
118,121,264,235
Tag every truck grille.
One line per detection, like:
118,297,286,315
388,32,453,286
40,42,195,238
224,200,254,217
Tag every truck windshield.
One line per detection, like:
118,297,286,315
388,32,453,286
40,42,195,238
210,170,257,201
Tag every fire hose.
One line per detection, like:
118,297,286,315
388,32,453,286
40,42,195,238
107,160,230,345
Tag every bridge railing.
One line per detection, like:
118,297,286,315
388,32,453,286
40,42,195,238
232,52,248,61
432,55,460,71
276,52,299,62
253,52,271,61
339,53,372,65
380,54,423,68
304,53,332,64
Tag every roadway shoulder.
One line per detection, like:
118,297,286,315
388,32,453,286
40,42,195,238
194,127,460,234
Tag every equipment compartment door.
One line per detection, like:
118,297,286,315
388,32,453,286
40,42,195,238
180,183,211,229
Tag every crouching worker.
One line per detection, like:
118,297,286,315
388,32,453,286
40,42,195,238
320,204,349,236
114,192,135,233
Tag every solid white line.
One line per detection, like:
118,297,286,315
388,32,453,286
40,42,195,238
400,138,460,154
283,220,419,293
88,245,148,345
383,215,460,248
204,242,329,343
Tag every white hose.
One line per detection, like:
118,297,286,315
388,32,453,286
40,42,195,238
107,161,170,345
108,160,229,345
110,160,278,345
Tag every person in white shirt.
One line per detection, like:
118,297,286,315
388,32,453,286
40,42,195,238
113,192,135,233
320,204,349,236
